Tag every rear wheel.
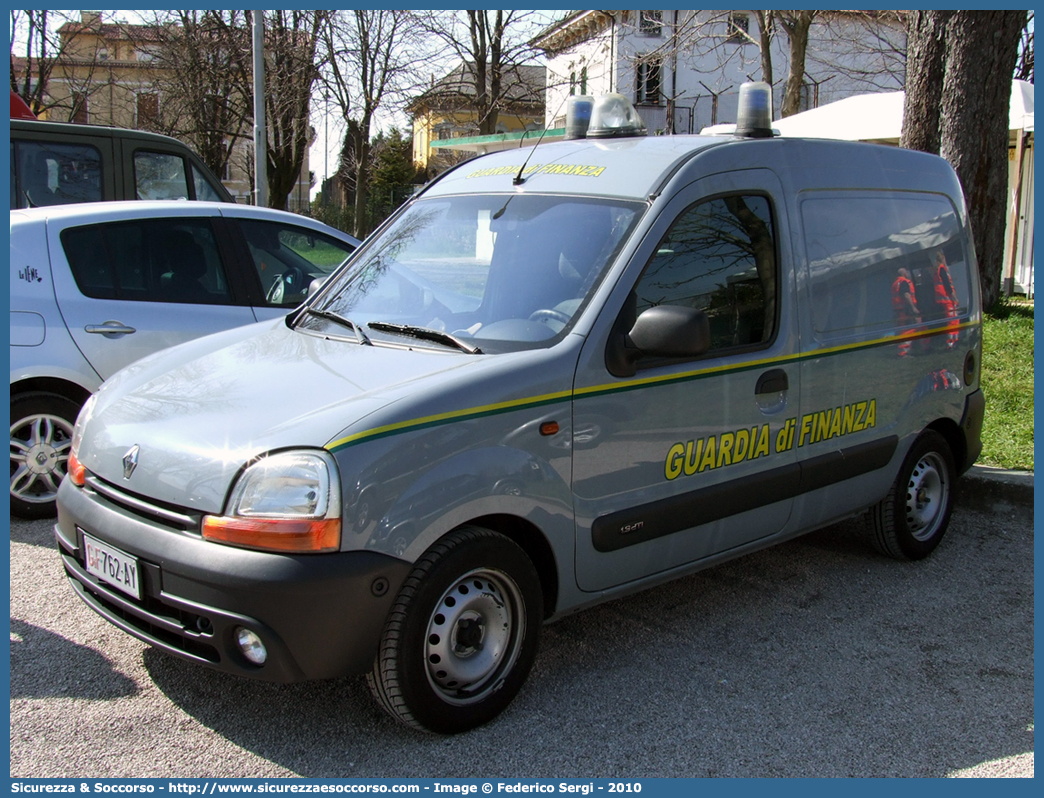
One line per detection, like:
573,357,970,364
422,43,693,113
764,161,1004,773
870,430,956,560
10,392,81,519
367,526,542,733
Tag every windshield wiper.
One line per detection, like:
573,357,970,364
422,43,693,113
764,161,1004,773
367,322,482,354
300,308,372,346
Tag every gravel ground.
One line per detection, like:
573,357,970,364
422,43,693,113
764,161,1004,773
10,492,1033,778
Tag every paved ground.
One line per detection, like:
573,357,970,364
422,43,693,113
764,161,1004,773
10,476,1033,778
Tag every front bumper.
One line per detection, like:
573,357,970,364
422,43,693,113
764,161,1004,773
56,477,411,682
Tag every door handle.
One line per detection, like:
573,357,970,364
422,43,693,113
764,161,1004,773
755,368,789,394
84,321,137,337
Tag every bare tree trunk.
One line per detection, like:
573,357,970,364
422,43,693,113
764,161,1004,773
900,11,951,153
754,11,774,86
353,124,372,237
779,11,815,117
488,11,504,135
938,11,1025,311
467,10,504,136
261,10,325,210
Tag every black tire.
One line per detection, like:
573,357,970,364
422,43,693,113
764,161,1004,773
870,430,956,560
10,392,82,519
367,526,543,734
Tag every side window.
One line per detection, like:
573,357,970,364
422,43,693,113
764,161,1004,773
134,150,190,200
238,219,357,306
801,194,971,340
634,194,776,354
192,164,225,202
14,141,103,208
61,218,233,305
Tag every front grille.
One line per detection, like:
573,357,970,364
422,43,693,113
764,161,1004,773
58,482,224,665
83,474,202,532
61,541,222,664
73,575,220,663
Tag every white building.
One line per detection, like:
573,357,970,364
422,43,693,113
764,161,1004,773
532,10,906,134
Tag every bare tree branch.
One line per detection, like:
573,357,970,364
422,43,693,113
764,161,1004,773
419,10,545,136
320,10,422,236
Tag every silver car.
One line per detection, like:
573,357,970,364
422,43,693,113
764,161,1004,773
10,200,359,517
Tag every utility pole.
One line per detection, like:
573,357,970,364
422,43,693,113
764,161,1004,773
252,10,267,207
324,87,329,207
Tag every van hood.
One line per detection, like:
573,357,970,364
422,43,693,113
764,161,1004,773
78,319,483,513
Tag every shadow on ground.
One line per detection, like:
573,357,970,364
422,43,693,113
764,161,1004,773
11,618,138,700
143,511,1034,778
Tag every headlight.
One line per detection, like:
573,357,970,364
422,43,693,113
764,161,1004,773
203,450,342,553
67,394,98,487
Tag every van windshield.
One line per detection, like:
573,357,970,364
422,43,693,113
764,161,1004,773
304,193,643,352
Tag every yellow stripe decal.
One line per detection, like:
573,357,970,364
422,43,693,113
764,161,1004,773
326,320,978,453
326,389,574,451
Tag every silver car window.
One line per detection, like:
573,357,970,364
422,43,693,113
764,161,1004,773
61,218,233,305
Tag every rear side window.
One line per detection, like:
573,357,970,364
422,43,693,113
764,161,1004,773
12,140,103,209
192,164,225,202
634,194,777,354
61,218,233,304
801,194,971,339
134,150,190,200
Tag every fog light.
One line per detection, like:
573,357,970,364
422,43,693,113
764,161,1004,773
235,627,268,665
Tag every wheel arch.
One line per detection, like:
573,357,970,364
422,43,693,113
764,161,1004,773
927,416,967,474
10,376,92,409
455,513,560,619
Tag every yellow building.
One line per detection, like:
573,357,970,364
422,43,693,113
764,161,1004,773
18,11,311,210
409,63,545,175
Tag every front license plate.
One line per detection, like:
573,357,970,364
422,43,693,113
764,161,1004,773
82,532,141,600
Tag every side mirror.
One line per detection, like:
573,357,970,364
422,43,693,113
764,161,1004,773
606,304,710,378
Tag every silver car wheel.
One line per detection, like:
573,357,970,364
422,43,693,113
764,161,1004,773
11,411,74,505
904,451,948,542
424,567,525,706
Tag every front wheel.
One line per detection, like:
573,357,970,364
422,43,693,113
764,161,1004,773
869,430,956,560
367,526,542,733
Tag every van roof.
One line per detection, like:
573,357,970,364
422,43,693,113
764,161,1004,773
422,134,959,203
423,135,725,201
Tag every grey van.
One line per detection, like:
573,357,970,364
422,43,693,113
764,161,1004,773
10,119,233,209
56,92,984,734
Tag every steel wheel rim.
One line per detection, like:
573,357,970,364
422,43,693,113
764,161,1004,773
10,412,74,504
905,452,948,541
424,567,525,706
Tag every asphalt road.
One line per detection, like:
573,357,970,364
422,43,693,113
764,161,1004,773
10,494,1033,778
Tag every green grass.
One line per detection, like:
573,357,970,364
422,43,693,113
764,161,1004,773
979,298,1034,470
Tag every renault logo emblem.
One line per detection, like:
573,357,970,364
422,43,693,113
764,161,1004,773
122,445,140,479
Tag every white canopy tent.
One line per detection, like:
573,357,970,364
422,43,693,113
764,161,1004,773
770,81,1034,143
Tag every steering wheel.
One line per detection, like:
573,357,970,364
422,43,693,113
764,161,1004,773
266,275,286,304
267,267,308,305
528,308,571,326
